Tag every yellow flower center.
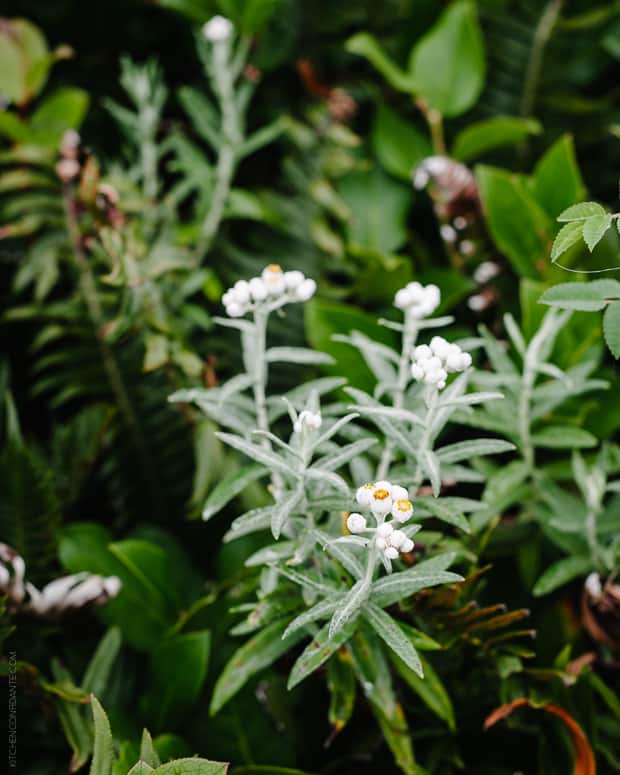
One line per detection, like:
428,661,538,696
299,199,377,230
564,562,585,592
267,263,282,273
374,488,390,501
396,499,412,511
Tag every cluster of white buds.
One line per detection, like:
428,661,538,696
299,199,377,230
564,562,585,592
222,264,317,318
0,543,121,619
347,481,415,562
293,409,322,433
202,15,234,43
411,336,472,389
394,281,441,318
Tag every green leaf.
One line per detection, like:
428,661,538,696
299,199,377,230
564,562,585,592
153,760,228,774
550,221,584,263
338,167,411,253
30,87,90,146
436,438,515,463
533,135,585,219
345,33,416,92
202,465,267,521
409,0,485,117
287,620,354,689
539,280,620,311
531,425,597,449
327,651,356,732
582,214,613,252
421,449,441,497
371,569,463,608
533,555,592,596
89,695,115,775
452,116,541,162
476,165,551,277
371,104,431,180
139,729,161,768
127,763,154,775
363,603,423,677
82,627,122,698
391,652,455,730
52,662,92,772
210,619,305,715
144,631,210,730
265,346,334,365
557,202,607,222
603,300,620,358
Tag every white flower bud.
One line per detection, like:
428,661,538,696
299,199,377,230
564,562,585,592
391,485,409,501
232,280,251,304
413,344,432,361
384,547,399,560
293,410,322,433
389,529,407,549
430,336,450,359
376,537,387,551
356,483,375,506
249,277,268,301
226,302,246,318
262,264,287,296
203,15,233,42
347,513,367,534
284,270,304,289
401,537,414,553
295,278,317,301
394,287,412,309
411,363,425,381
376,522,394,538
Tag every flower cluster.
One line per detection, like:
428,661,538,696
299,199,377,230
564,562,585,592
411,336,472,389
346,480,415,562
222,264,317,318
293,409,322,433
0,543,121,619
394,281,441,318
202,15,234,42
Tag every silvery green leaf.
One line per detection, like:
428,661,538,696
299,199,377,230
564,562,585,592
352,404,425,427
526,308,571,365
333,331,398,383
450,406,516,435
271,486,306,540
213,316,255,332
532,425,597,449
363,603,423,677
314,438,377,472
202,465,267,521
312,412,360,450
478,324,517,374
252,429,302,459
437,496,485,513
412,552,459,573
276,566,336,596
606,480,620,493
306,467,350,494
440,463,485,483
440,391,504,407
311,495,353,511
288,619,356,689
245,541,296,567
215,432,299,478
328,577,372,638
313,528,365,579
534,362,565,380
217,373,254,404
282,594,345,639
332,535,370,548
269,378,346,421
415,496,470,533
422,449,441,497
436,438,515,463
503,313,526,356
415,315,455,329
371,569,463,607
225,506,274,541
266,346,335,365
378,318,404,331
344,389,419,455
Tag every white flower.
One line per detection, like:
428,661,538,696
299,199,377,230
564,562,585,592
347,513,367,534
394,281,440,319
411,335,471,390
226,302,246,318
385,547,399,560
356,483,376,506
249,277,268,301
429,336,450,359
376,522,394,538
232,280,251,304
203,15,233,42
284,270,304,290
295,278,317,301
293,410,322,433
391,498,414,523
262,264,287,296
401,537,414,553
391,484,409,501
388,529,407,549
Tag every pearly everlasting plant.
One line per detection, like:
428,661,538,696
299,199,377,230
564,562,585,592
169,269,536,772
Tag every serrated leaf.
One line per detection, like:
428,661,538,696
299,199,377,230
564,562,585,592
533,555,592,596
89,695,115,775
202,465,267,521
603,300,620,358
582,214,612,252
363,603,423,677
153,760,228,774
557,202,606,222
539,279,620,311
551,221,584,262
210,619,306,715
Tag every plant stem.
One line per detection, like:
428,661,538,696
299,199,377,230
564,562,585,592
63,186,163,516
413,387,439,490
518,359,536,472
376,311,418,480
